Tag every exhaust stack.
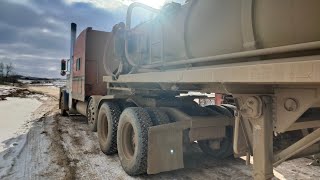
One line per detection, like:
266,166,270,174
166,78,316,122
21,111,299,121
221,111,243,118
68,22,77,110
70,23,77,60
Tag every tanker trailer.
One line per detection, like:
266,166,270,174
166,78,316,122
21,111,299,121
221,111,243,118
105,0,320,76
60,1,320,179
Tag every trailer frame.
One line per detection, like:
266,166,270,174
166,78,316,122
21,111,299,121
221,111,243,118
102,54,320,179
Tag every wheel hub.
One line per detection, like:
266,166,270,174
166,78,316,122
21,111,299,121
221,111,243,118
122,122,136,160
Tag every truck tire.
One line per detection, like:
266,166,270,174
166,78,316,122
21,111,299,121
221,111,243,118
97,102,121,155
119,101,137,111
221,104,236,116
87,98,98,132
199,105,234,159
198,136,233,159
206,105,233,118
145,108,171,125
117,107,153,175
60,91,68,116
60,109,68,116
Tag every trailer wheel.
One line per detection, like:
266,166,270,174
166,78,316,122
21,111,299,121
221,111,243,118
200,105,234,159
221,104,236,116
119,101,137,111
198,135,233,159
87,98,98,132
60,109,68,116
206,105,233,118
145,108,171,125
117,107,153,175
97,102,121,155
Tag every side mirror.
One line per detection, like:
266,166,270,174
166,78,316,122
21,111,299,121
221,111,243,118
61,59,66,71
61,59,66,76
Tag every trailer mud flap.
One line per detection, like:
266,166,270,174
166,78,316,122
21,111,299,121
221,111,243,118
147,123,185,174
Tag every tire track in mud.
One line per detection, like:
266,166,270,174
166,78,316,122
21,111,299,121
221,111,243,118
52,115,254,180
50,114,77,180
56,115,105,180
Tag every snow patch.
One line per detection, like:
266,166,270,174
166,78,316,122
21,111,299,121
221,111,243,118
0,96,42,178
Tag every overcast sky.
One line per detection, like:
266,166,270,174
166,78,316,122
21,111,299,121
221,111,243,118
0,0,184,78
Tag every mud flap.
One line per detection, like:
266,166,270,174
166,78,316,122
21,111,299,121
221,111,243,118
147,122,185,174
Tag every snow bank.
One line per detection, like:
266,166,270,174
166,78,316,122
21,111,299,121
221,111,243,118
0,97,42,178
0,97,42,150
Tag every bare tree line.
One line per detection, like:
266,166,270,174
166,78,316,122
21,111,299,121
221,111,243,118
0,62,15,83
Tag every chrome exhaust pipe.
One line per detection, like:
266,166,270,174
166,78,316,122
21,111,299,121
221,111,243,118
68,23,77,110
70,22,77,60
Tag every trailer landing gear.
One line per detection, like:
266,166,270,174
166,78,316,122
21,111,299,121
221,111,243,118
235,88,320,180
235,95,274,179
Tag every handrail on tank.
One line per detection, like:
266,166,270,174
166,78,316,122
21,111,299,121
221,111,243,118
141,41,320,69
125,2,160,67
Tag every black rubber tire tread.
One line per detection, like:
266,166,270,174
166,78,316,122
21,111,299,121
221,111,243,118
88,98,98,132
157,98,214,116
117,107,153,175
221,104,236,116
182,104,211,116
198,126,234,159
97,102,121,155
206,105,233,118
60,92,68,116
119,101,137,111
199,105,234,159
145,108,171,125
198,137,233,159
60,109,68,116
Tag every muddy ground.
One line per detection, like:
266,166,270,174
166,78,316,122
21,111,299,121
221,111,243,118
1,87,320,180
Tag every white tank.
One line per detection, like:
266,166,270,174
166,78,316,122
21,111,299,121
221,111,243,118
127,0,320,65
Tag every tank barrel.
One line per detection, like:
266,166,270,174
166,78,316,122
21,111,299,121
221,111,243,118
123,1,320,71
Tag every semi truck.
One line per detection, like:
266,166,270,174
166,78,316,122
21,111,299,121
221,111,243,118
59,1,320,179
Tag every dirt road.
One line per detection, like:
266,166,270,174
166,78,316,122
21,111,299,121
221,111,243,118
1,87,320,180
